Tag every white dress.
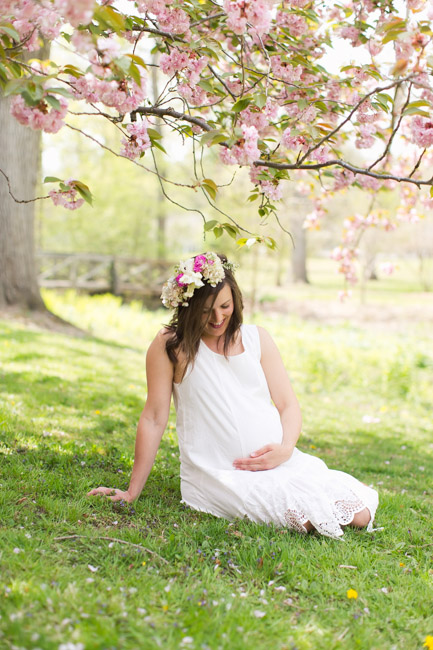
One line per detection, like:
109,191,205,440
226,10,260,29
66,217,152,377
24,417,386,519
172,324,378,539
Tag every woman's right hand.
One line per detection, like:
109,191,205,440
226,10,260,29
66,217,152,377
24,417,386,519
87,487,135,503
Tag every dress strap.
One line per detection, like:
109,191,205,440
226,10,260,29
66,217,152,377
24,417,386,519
241,324,261,361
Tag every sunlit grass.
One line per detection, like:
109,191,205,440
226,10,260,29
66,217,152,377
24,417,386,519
1,294,432,650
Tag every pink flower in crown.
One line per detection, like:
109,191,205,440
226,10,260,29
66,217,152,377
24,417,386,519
175,273,188,287
193,255,208,272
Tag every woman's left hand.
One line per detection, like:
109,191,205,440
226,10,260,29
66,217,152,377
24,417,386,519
233,444,293,471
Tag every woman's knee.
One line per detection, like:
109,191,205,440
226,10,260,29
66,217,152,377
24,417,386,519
350,508,371,528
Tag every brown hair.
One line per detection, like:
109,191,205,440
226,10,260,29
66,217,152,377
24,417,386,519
165,253,243,380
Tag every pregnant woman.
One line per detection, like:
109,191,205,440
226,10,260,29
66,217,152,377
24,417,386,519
88,252,378,538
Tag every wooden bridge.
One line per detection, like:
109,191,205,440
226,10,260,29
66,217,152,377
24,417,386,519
37,252,173,298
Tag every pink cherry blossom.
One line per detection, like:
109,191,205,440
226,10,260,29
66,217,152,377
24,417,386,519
410,116,433,148
260,180,283,201
120,121,151,159
277,11,308,37
54,0,95,27
49,181,85,210
11,94,68,134
270,57,303,83
220,124,260,166
224,0,272,37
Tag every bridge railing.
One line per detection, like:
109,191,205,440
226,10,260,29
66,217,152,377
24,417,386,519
37,252,173,298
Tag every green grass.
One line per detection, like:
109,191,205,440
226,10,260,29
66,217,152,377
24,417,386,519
1,292,433,650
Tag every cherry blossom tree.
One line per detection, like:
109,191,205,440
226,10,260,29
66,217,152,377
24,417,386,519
1,0,433,307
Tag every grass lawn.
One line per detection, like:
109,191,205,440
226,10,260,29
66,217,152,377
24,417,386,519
1,291,432,650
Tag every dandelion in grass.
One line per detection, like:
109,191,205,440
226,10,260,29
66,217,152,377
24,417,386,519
347,588,358,599
424,636,433,650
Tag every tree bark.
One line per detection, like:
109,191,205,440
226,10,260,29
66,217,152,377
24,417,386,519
0,53,47,310
289,196,309,284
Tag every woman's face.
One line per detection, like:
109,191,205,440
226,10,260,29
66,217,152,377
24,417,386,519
201,284,234,337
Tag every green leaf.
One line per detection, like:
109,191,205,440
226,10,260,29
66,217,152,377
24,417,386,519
403,106,431,117
45,95,62,111
204,220,218,231
232,97,252,113
198,79,214,93
254,93,267,109
213,226,223,238
430,186,433,198
44,177,63,183
147,127,163,140
62,65,83,79
202,178,218,192
3,78,26,97
222,223,238,239
125,53,147,68
47,86,74,98
94,6,125,31
151,140,167,154
0,25,20,41
128,61,141,86
72,181,93,206
201,129,226,146
202,183,217,201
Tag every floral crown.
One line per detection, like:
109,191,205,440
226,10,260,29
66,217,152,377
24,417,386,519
161,252,236,309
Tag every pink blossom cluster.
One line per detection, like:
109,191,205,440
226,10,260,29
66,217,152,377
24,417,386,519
71,72,146,113
303,203,325,230
333,169,356,191
137,0,190,35
11,94,68,134
281,127,308,152
308,145,331,164
356,99,381,124
260,180,283,201
54,0,95,27
355,123,376,149
276,11,308,37
49,181,85,210
160,49,208,85
331,246,358,284
193,255,208,272
177,83,208,106
120,121,151,159
339,25,362,47
220,124,260,165
11,0,62,50
357,175,382,191
410,116,433,148
270,57,302,83
223,0,272,36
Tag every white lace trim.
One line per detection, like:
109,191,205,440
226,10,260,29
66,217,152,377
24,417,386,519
284,491,374,539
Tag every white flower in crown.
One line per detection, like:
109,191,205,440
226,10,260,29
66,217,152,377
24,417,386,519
161,252,234,309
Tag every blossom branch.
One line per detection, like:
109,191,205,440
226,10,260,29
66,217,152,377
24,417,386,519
253,158,433,188
0,169,50,203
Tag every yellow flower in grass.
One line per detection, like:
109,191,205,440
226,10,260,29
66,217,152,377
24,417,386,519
424,635,433,650
347,588,358,599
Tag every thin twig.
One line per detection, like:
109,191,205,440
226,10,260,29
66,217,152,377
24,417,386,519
53,534,169,564
253,158,433,188
65,123,196,188
0,169,50,204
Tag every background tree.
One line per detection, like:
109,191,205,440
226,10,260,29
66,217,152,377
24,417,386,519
2,0,433,309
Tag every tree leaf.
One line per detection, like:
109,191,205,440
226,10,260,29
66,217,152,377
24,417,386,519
202,178,218,192
204,220,218,231
72,181,93,206
213,226,223,238
125,53,147,68
151,140,167,154
94,5,125,31
232,97,252,113
202,183,217,200
45,95,62,111
147,128,163,140
44,177,63,183
0,25,20,41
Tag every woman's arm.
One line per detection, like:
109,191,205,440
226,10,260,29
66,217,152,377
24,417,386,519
87,330,174,502
233,326,302,471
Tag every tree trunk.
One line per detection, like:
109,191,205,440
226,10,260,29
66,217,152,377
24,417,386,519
0,50,47,310
289,202,309,284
